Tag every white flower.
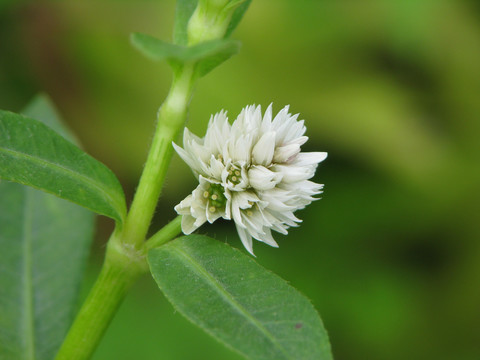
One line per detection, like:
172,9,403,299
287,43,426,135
174,104,327,255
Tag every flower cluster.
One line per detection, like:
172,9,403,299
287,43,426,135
173,104,327,255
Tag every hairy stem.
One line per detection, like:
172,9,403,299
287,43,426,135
55,64,195,360
122,64,195,249
55,235,147,360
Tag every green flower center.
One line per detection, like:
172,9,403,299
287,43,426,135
203,183,227,212
227,167,242,185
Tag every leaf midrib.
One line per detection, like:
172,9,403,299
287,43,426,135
0,146,123,221
169,245,291,360
22,188,35,360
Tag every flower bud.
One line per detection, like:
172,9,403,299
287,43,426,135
187,0,244,45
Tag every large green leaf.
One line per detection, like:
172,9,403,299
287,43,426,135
0,95,95,360
131,33,240,77
148,235,333,360
0,109,126,223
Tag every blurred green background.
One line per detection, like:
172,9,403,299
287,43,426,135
1,1,480,359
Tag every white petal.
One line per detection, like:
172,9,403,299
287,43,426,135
234,135,253,163
271,222,289,235
181,215,198,234
289,135,308,146
273,143,301,163
230,191,258,227
236,191,259,207
283,180,324,199
206,205,224,223
224,189,232,220
207,155,225,179
204,110,230,154
193,212,207,227
261,103,273,133
258,228,279,247
283,118,306,144
236,224,255,256
231,195,246,228
172,142,204,176
174,194,193,215
241,210,266,237
252,131,275,165
293,152,327,167
248,165,282,191
272,164,315,183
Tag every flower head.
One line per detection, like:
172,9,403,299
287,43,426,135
174,104,327,255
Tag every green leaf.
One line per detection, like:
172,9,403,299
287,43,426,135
131,33,187,63
194,39,240,77
173,0,197,45
131,33,240,77
0,183,95,360
21,94,80,146
0,95,95,360
0,109,126,223
148,235,333,360
225,0,251,38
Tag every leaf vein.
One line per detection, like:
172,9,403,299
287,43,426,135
0,146,122,221
22,188,35,360
170,245,292,359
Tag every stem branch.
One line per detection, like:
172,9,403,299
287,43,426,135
145,215,183,251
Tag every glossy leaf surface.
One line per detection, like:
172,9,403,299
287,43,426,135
0,109,126,223
0,95,95,360
148,235,333,360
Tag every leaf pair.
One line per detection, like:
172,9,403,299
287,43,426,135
131,33,240,78
131,0,252,77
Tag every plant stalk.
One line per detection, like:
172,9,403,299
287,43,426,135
121,64,195,249
145,215,183,251
54,236,147,360
56,63,195,360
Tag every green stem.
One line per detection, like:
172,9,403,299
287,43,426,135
121,64,195,249
55,64,196,360
55,235,147,360
145,215,183,251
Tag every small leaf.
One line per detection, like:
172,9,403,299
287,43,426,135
173,0,198,45
131,33,186,63
0,110,126,223
131,33,240,77
148,235,333,360
194,39,240,77
0,95,95,360
225,0,251,38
